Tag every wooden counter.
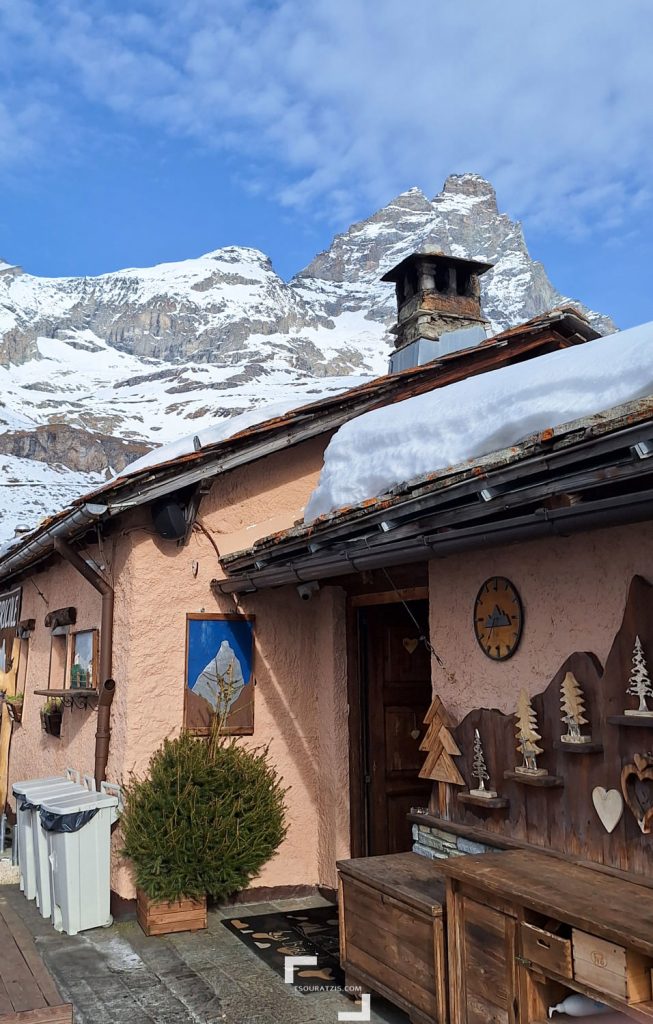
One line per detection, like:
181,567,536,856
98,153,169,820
438,849,653,1024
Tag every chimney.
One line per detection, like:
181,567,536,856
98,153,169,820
382,248,493,373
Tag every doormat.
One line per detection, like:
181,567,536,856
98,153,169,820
222,904,343,993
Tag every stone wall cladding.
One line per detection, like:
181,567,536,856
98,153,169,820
412,823,498,861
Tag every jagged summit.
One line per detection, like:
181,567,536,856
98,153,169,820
0,172,616,541
440,173,498,203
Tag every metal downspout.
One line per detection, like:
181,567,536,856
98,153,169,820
53,538,115,787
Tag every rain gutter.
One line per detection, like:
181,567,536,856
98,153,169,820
213,488,653,594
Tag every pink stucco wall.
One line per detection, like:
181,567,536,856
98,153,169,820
117,519,349,897
428,521,653,722
7,433,349,899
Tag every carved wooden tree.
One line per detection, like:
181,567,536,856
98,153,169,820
419,696,464,817
625,635,653,715
469,728,497,798
560,671,590,742
515,689,544,774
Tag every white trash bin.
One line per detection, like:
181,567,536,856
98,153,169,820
11,777,78,901
40,790,119,935
30,782,87,918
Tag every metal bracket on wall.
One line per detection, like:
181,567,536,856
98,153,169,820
33,688,99,710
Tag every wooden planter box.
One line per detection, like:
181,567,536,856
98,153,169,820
136,890,207,936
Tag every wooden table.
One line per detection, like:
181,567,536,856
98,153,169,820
337,852,447,1023
0,895,72,1023
439,849,653,1024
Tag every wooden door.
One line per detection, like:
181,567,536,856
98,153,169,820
360,600,432,855
448,888,518,1024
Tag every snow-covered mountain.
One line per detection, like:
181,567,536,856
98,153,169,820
0,173,616,542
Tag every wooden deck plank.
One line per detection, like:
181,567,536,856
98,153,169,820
0,978,13,1017
0,897,71,1023
0,916,47,1012
0,1007,73,1023
0,901,63,1007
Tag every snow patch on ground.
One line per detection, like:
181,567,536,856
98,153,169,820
304,322,653,522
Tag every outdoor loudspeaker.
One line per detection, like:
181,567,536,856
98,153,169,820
151,500,187,540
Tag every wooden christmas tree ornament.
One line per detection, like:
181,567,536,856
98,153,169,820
419,696,464,786
469,728,498,798
560,671,591,744
514,689,546,776
624,635,653,717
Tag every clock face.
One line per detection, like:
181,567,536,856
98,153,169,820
474,577,523,661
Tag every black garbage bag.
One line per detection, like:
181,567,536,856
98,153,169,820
39,807,98,833
19,799,38,812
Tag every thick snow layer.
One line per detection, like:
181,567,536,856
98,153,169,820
304,321,653,522
116,396,331,477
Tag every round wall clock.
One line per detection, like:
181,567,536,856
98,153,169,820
474,577,523,661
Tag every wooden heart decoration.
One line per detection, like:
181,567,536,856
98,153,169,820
403,638,419,654
621,753,653,834
591,787,623,833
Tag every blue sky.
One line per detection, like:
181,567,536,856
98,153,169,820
1,0,652,328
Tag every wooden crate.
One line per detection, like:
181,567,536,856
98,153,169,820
136,890,207,937
521,922,572,979
338,852,447,1024
572,930,651,1004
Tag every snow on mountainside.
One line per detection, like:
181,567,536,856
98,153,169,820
0,173,617,543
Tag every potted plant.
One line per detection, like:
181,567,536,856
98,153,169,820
5,693,24,723
40,697,63,736
121,721,287,936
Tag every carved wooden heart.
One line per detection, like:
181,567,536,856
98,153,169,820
591,787,623,834
621,753,653,834
403,638,419,654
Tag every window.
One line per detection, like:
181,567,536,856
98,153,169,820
70,630,98,690
48,634,68,689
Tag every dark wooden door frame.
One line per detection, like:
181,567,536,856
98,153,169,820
346,601,367,859
346,586,429,859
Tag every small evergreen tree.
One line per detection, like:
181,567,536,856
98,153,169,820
121,722,287,903
627,636,653,713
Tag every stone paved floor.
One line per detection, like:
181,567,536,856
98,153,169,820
1,885,408,1024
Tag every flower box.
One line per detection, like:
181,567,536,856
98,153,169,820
41,709,62,736
5,698,23,723
136,889,207,936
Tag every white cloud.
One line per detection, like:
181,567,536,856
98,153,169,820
0,0,652,232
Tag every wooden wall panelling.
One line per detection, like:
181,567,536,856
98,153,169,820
437,576,653,880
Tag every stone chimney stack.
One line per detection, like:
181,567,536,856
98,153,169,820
382,249,493,372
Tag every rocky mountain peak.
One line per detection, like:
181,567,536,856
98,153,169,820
439,173,498,205
0,172,618,542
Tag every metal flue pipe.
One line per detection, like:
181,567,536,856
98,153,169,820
53,537,115,786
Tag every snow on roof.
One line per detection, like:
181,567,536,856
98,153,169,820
115,397,328,478
304,320,653,523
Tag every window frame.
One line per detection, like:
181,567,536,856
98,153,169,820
69,628,99,690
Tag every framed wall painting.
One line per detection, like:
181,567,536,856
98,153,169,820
184,613,255,735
